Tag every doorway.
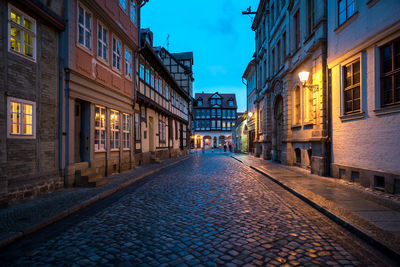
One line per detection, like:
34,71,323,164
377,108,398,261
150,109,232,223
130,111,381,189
149,116,155,151
74,100,90,163
274,95,283,163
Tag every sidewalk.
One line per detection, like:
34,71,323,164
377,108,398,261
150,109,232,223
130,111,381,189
232,153,400,260
0,155,191,249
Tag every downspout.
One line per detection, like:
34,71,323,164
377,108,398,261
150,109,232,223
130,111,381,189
60,0,70,186
322,0,331,177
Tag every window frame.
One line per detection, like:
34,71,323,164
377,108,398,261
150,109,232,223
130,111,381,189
343,59,361,114
338,0,356,26
122,113,131,150
134,112,141,142
124,48,132,79
380,38,400,107
97,21,108,62
158,118,166,143
95,106,106,152
112,35,122,72
7,97,36,139
130,0,136,24
110,109,120,151
139,63,145,80
8,4,37,61
77,3,92,51
119,0,127,12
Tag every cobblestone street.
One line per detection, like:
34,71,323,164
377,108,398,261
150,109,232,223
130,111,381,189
0,153,393,266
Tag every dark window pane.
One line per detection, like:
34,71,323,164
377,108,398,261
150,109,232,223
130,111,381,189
345,101,352,113
353,61,360,84
382,45,392,73
353,99,360,111
345,67,352,87
354,86,360,99
345,89,352,102
395,88,400,102
382,77,392,104
395,41,400,69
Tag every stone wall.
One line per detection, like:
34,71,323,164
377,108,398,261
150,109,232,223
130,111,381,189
0,2,61,206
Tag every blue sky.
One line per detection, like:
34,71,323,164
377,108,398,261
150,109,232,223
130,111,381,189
141,0,259,112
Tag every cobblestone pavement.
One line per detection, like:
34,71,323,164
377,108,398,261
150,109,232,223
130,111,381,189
0,153,394,266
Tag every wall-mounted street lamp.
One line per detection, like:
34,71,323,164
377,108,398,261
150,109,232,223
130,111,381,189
298,71,310,86
248,111,253,118
298,71,319,92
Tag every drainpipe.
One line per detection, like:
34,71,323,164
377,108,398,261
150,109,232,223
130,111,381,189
323,0,330,177
59,0,70,186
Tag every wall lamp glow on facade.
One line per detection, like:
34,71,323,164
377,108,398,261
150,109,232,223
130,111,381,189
248,111,253,118
298,71,319,90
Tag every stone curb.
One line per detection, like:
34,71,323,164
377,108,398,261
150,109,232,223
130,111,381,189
0,156,191,249
230,155,400,262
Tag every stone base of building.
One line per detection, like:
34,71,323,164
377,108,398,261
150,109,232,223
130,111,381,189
135,148,189,166
0,175,64,208
332,163,400,194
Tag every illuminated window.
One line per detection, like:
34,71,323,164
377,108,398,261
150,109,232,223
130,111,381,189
305,86,314,122
78,4,92,50
294,86,301,124
8,5,36,59
130,1,136,24
125,49,132,78
343,60,360,113
110,110,120,150
112,37,121,71
7,97,35,138
123,113,130,149
95,106,106,151
97,22,108,61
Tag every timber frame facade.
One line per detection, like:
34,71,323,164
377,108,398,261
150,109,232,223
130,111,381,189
135,30,190,165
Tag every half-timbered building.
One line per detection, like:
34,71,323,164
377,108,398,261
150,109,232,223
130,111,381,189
135,29,190,164
193,93,237,149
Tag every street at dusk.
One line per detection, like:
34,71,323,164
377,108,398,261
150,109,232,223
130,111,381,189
0,153,394,266
1,0,400,265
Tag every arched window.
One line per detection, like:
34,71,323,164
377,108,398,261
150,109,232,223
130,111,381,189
293,86,301,124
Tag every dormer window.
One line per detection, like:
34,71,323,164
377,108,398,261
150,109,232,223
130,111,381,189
197,99,202,106
228,100,234,107
210,93,222,106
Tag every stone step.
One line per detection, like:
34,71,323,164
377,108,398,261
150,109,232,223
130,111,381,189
74,162,89,170
77,167,96,177
88,177,109,187
79,172,103,184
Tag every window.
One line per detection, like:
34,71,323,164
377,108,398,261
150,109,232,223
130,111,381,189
110,110,120,150
8,5,36,59
130,0,136,24
272,48,275,74
198,99,202,106
165,85,169,99
222,121,226,129
7,97,35,138
154,77,158,92
381,39,400,106
145,68,150,83
95,106,106,151
338,0,355,26
343,60,360,113
307,0,314,35
123,113,130,149
228,100,234,107
294,86,301,124
217,120,221,128
305,87,314,122
175,121,178,140
217,109,221,117
97,22,108,61
259,110,263,133
159,119,166,143
211,120,216,128
150,74,154,88
119,0,127,11
134,112,141,141
222,109,226,118
277,40,281,67
125,49,132,78
294,11,300,49
159,79,163,94
112,37,121,71
212,109,216,117
282,32,286,57
78,4,92,50
140,64,145,80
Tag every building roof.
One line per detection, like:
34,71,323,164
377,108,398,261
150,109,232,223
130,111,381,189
242,59,256,80
172,52,194,64
194,92,237,109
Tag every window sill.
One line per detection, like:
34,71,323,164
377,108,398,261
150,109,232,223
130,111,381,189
123,148,130,151
8,49,36,63
303,122,314,127
334,12,359,35
95,150,106,153
374,105,400,116
76,42,93,56
291,124,301,129
110,149,119,152
339,112,365,121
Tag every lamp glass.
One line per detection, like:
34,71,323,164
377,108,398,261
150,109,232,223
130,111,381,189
298,71,310,85
248,111,253,118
